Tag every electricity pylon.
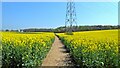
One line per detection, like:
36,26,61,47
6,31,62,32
65,0,77,35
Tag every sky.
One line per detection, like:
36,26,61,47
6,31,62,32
1,0,120,2
2,2,118,30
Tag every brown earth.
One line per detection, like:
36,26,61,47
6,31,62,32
41,36,73,66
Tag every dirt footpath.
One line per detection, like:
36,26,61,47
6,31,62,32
41,36,73,66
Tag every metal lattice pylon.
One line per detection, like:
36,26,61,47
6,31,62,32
65,0,77,34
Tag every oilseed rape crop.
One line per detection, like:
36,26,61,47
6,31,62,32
57,30,119,67
2,32,55,67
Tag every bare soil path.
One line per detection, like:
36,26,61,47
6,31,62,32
41,36,73,66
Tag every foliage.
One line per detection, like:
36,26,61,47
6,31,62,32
65,32,73,35
2,32,55,67
2,25,118,33
54,25,118,33
57,30,119,67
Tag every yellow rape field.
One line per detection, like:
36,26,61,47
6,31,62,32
57,30,118,67
2,32,55,67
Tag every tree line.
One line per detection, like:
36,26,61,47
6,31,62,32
54,25,119,33
2,25,119,33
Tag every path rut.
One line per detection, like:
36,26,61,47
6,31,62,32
41,36,73,66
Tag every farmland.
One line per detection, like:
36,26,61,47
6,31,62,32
1,30,119,67
57,30,119,67
2,32,55,67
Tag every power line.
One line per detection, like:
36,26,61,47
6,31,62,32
65,0,77,34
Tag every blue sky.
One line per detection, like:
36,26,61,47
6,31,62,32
2,2,118,30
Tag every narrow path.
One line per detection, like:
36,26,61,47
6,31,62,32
42,36,73,66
